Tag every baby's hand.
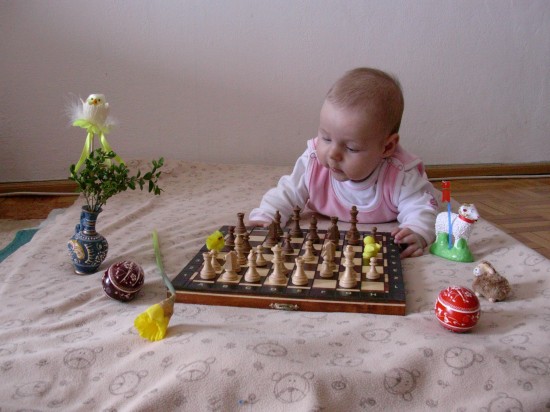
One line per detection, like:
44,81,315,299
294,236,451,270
391,227,427,258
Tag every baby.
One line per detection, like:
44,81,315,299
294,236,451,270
249,68,438,257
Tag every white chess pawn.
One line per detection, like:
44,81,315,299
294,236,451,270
244,250,261,283
366,257,381,280
210,250,221,272
255,245,267,267
302,240,316,262
200,252,216,280
292,256,309,286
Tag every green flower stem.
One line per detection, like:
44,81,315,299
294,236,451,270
152,230,176,296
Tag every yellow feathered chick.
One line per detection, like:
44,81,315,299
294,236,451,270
363,236,382,260
206,230,225,252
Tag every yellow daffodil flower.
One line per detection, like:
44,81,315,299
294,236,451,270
134,295,175,342
134,230,176,342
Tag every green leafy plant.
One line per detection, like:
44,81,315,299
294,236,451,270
69,149,164,212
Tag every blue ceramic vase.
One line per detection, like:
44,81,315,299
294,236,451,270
68,207,109,275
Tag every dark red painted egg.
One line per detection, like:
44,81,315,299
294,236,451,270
102,261,144,302
435,286,480,332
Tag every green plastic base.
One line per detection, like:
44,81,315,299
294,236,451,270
429,233,474,263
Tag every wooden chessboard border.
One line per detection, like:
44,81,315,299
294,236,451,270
172,226,406,315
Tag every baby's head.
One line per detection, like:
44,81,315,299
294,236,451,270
325,67,404,136
316,68,404,182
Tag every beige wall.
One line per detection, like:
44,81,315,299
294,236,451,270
1,1,549,182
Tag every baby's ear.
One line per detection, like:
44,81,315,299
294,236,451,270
382,133,399,158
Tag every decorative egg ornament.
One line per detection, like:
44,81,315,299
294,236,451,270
435,286,480,333
102,261,145,302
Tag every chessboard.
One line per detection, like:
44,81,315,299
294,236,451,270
172,224,406,315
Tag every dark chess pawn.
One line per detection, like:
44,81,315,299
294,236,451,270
307,214,320,242
290,206,302,237
242,233,252,253
274,210,283,237
225,226,235,247
282,231,294,255
327,216,340,243
264,221,278,247
371,226,378,240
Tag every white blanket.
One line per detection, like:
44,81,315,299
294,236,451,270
1,160,549,411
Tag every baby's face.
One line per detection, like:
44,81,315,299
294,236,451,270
316,101,395,182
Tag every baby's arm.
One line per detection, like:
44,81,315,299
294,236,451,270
394,170,439,257
248,219,271,227
249,149,310,226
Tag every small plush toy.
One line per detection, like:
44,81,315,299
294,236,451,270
206,230,225,252
363,236,382,260
68,93,123,170
471,261,511,302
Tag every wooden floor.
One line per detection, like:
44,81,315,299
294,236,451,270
1,177,549,258
0,194,79,219
447,177,550,259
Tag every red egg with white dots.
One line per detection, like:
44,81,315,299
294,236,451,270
435,286,480,332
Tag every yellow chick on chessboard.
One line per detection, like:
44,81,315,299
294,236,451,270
362,236,382,260
206,230,225,252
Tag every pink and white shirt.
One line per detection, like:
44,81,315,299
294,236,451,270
249,138,438,243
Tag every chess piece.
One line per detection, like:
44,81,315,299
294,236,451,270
320,241,336,278
290,206,302,237
225,226,235,247
327,216,340,243
220,251,239,282
268,244,288,285
242,232,252,253
307,214,320,242
292,256,309,286
274,210,283,237
322,241,336,262
346,206,361,245
255,245,267,266
200,252,216,280
210,250,222,272
281,231,294,255
302,240,316,262
366,257,381,280
235,212,247,235
234,233,247,266
264,221,278,247
371,226,378,240
244,250,261,283
339,245,357,288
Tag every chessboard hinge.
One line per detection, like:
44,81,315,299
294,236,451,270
269,303,299,311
